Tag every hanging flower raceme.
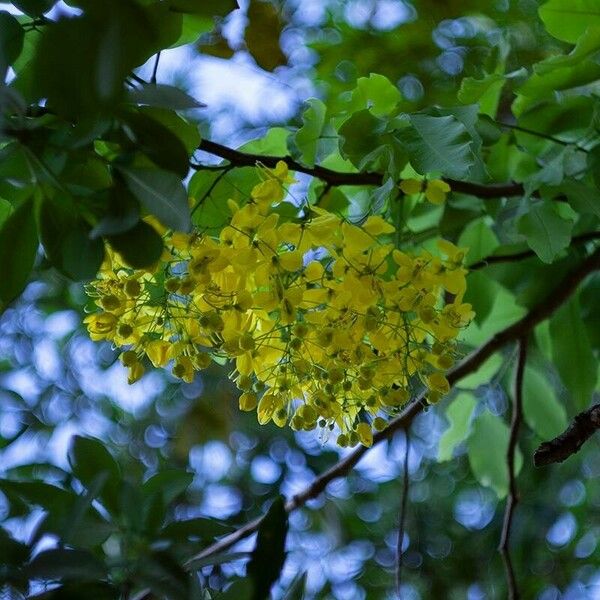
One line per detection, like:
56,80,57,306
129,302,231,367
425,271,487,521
84,163,474,447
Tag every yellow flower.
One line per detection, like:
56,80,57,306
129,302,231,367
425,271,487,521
399,178,423,195
424,179,451,204
84,163,473,447
145,340,171,368
84,312,117,341
172,356,195,383
126,360,145,384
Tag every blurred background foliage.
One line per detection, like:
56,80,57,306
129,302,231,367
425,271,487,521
0,0,599,599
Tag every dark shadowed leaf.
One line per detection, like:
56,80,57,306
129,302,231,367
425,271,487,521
121,112,191,178
106,219,164,269
169,0,239,16
89,185,141,239
121,167,191,232
247,496,288,600
12,1,55,16
127,84,206,110
38,195,104,280
0,12,24,75
68,436,121,514
142,470,193,505
160,517,234,543
0,197,38,307
26,549,107,581
245,0,287,71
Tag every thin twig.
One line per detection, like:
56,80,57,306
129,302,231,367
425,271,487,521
469,231,600,270
184,247,600,567
190,167,233,217
497,121,588,151
315,182,332,206
396,429,410,598
128,72,148,86
151,52,161,85
534,404,600,466
195,139,529,199
499,337,528,600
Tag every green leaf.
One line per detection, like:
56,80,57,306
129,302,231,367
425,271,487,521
106,220,164,269
396,113,474,179
560,179,600,218
127,84,206,110
523,366,568,439
120,167,191,232
0,11,24,75
121,111,191,178
518,60,600,98
26,549,107,581
518,201,572,264
458,73,505,118
0,197,38,308
68,436,121,514
549,295,597,410
535,26,600,74
189,166,256,233
293,98,328,167
467,411,522,499
458,217,499,264
539,0,600,43
12,1,55,16
242,127,290,155
339,109,386,169
463,271,497,326
438,392,477,461
247,496,288,600
458,353,503,390
0,197,13,228
245,0,286,71
349,73,402,117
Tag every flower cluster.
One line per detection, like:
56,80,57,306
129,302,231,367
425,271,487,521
84,163,473,447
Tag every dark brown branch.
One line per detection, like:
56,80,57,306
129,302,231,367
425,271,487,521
196,139,527,199
469,231,600,270
499,337,528,600
396,429,410,596
450,247,600,384
185,247,600,567
534,404,600,467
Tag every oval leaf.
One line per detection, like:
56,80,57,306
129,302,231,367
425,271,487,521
120,167,191,232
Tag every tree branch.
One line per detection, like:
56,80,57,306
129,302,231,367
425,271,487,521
396,429,410,597
534,404,600,467
185,247,600,567
469,231,600,270
195,139,527,199
499,337,528,600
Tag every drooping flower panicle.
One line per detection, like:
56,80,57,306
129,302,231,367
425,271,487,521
85,164,473,447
